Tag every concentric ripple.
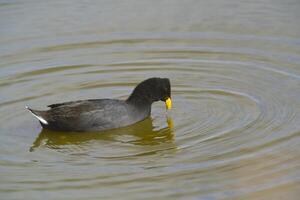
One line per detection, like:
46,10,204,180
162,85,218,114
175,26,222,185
1,32,299,198
1,1,300,199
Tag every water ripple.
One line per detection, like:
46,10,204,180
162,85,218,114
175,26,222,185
1,30,300,199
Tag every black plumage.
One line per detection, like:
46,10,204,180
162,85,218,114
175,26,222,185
27,77,172,132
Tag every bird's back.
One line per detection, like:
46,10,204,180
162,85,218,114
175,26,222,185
32,99,148,132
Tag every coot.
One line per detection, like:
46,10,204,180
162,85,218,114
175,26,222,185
26,77,172,132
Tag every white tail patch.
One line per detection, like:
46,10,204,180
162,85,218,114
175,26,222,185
26,106,48,125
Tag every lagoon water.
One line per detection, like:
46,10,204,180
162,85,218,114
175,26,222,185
1,0,300,199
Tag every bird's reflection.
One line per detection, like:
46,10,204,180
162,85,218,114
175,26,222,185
30,117,174,152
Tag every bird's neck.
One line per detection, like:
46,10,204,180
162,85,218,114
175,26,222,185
126,88,153,108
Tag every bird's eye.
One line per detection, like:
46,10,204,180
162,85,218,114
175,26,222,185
163,87,168,93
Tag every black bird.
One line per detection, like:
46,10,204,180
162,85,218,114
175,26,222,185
26,77,172,132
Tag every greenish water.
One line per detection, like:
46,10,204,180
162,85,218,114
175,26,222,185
1,0,300,199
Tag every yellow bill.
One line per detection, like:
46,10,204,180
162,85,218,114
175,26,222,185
165,97,172,110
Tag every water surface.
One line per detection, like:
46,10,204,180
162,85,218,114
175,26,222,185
1,0,300,199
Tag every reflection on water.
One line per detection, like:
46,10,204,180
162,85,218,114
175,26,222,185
1,0,300,199
30,117,175,152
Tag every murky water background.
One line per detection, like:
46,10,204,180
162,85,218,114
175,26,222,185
1,0,300,199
